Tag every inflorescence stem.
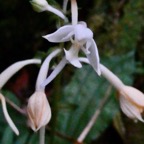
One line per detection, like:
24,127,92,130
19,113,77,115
71,0,78,25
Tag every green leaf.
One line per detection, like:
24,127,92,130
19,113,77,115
1,126,14,144
28,132,39,144
52,51,136,144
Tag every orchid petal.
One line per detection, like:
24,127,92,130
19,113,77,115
86,39,101,75
0,94,19,135
119,96,144,122
64,47,82,68
41,57,67,88
0,59,41,89
121,86,144,107
36,49,61,91
74,24,93,41
43,25,74,43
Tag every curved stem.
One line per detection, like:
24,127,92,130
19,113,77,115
41,57,67,88
36,49,61,91
71,0,78,25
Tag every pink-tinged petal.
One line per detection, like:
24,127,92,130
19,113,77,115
86,39,101,75
74,24,93,41
119,96,144,122
43,25,74,42
121,86,144,107
64,47,82,68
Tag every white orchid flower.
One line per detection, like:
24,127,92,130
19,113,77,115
27,49,61,131
0,59,41,135
43,22,101,75
79,58,144,122
30,0,66,20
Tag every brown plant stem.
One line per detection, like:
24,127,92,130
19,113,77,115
75,86,112,144
5,97,26,115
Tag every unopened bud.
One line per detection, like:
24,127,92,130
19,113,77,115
27,91,51,131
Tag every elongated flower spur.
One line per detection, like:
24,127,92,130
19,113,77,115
0,59,41,135
30,0,66,19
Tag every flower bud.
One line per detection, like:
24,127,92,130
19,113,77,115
30,0,66,19
30,0,48,12
119,86,144,122
27,91,51,131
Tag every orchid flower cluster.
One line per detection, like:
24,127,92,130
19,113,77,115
1,0,144,143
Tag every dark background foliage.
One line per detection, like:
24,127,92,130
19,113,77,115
0,0,144,144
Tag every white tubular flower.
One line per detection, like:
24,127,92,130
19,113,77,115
27,49,61,131
0,59,41,135
30,0,66,20
99,64,144,122
119,86,144,122
43,22,101,75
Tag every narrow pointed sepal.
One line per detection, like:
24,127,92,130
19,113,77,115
86,39,101,75
0,59,41,89
43,25,74,42
0,94,19,135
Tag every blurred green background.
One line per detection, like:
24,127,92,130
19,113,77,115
0,0,144,144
